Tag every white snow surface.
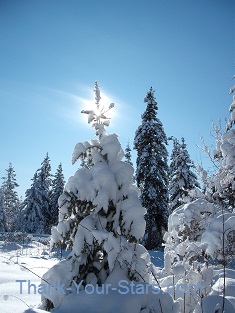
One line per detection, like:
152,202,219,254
1,239,235,313
0,239,58,313
53,288,176,313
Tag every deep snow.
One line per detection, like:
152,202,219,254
0,237,164,313
1,236,235,313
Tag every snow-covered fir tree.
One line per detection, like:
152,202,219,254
124,142,133,166
22,172,44,233
37,153,52,233
0,187,7,232
169,137,200,212
168,137,181,211
22,154,52,234
41,82,164,311
1,163,20,231
49,163,65,229
134,87,169,249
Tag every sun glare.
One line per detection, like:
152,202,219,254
79,89,116,124
63,84,117,130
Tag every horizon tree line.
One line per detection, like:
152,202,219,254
0,155,65,234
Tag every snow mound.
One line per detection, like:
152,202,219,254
52,289,177,313
193,295,235,313
201,212,235,259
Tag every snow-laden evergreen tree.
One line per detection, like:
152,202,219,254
0,187,7,232
169,137,200,212
1,163,20,231
49,163,65,229
22,172,45,233
124,142,133,166
22,154,52,234
168,137,181,211
41,82,163,312
37,153,52,233
134,87,169,249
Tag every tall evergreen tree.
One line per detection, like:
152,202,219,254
169,137,200,212
0,187,7,232
49,163,65,229
134,87,169,249
22,154,52,234
42,82,157,311
1,163,20,231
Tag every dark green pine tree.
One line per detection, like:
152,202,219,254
134,87,169,249
169,137,200,212
49,163,65,229
1,163,20,231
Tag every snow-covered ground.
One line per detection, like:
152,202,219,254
1,237,235,313
0,238,164,313
0,238,59,313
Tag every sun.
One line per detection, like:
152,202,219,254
97,92,116,120
80,82,116,138
81,83,116,123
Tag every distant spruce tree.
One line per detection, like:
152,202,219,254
49,163,65,228
168,137,181,212
124,142,133,166
22,173,39,233
22,154,52,234
169,137,200,212
37,153,52,233
124,142,136,183
134,87,169,249
1,163,20,231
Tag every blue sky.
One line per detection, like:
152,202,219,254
0,0,234,197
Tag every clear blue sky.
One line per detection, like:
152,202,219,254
0,0,234,198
